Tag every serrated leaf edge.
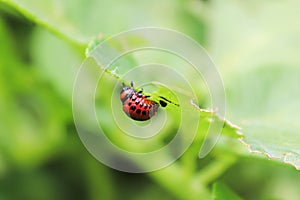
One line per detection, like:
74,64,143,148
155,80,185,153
238,137,300,170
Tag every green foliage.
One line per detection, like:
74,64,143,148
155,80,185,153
1,0,300,200
209,0,300,170
212,182,242,200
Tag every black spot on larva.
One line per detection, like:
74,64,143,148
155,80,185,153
142,110,147,115
139,102,143,107
136,109,141,114
130,105,136,111
128,101,132,106
149,105,152,109
131,95,137,101
135,99,140,104
137,93,143,97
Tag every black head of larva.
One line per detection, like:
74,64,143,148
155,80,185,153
159,100,167,107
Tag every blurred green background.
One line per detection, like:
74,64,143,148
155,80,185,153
1,0,300,199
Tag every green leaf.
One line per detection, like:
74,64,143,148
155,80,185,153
206,0,300,169
212,182,242,200
83,30,241,147
2,0,196,47
227,67,300,170
1,0,88,48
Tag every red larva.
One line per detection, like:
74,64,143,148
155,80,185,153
120,82,161,121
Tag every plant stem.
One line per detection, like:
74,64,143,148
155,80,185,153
150,164,212,200
195,154,236,186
